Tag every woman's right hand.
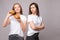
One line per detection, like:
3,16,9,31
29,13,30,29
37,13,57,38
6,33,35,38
6,12,12,18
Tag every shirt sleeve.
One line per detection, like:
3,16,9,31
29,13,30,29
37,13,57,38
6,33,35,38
28,15,33,23
40,16,42,22
39,16,43,25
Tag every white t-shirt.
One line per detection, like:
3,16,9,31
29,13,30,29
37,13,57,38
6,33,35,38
27,15,42,36
9,15,26,37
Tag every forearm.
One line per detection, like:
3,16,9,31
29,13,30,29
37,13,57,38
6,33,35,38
32,26,41,30
31,25,40,30
20,21,27,32
35,26,44,30
33,23,45,30
30,21,45,31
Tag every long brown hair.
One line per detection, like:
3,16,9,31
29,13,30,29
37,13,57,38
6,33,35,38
12,3,23,14
29,2,39,16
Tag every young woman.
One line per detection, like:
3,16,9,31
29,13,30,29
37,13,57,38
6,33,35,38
26,3,45,40
2,3,27,40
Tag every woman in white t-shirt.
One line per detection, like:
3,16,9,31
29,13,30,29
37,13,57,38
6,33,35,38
26,3,45,40
2,3,27,40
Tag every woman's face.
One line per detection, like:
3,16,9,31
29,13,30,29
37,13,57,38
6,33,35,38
30,5,36,14
14,4,20,13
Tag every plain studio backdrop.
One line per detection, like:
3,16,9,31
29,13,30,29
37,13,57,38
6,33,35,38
0,0,60,40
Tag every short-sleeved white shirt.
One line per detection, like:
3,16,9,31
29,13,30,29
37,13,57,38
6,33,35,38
27,15,42,36
9,15,26,37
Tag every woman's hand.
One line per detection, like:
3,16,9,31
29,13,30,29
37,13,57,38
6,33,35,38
14,14,20,19
16,18,21,23
6,12,12,18
14,14,21,22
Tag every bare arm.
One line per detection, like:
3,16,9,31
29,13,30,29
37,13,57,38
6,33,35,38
35,22,45,30
30,21,45,30
2,13,11,27
20,20,27,32
16,19,27,32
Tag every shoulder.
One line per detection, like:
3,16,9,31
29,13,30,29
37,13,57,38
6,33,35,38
9,16,13,19
27,15,33,21
28,15,33,18
20,15,27,20
21,15,26,17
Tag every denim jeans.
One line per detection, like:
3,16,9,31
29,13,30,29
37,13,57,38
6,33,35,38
9,34,24,40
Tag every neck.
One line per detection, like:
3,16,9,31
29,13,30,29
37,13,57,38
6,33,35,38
32,13,36,15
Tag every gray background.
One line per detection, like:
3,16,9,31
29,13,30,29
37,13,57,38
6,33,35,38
0,0,60,40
